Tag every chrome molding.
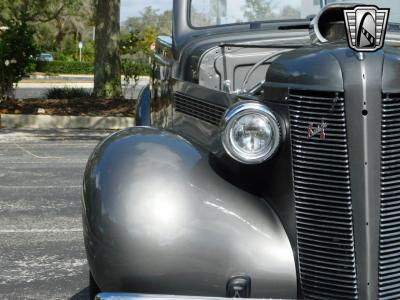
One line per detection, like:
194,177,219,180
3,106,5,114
96,293,284,300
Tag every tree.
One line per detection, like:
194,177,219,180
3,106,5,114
0,0,80,24
242,0,273,21
54,0,93,47
0,0,93,55
123,7,173,38
0,21,37,98
93,0,122,98
280,6,301,19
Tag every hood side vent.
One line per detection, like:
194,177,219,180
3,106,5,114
174,92,227,126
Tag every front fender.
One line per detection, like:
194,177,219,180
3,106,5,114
135,85,151,126
82,127,297,298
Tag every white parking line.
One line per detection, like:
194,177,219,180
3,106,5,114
0,143,97,147
0,186,81,189
0,228,83,233
12,143,63,159
0,161,87,164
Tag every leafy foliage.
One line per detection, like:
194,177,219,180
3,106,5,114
121,27,157,57
34,60,150,76
1,0,95,61
46,87,91,99
242,0,301,21
123,7,172,37
35,61,94,74
121,59,151,81
0,21,37,99
0,0,82,23
121,7,172,58
243,0,273,21
280,6,301,19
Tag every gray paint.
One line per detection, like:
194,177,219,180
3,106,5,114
333,48,385,300
82,127,297,298
265,44,345,93
85,0,400,298
265,44,400,299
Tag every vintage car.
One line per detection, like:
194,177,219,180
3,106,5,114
83,0,400,299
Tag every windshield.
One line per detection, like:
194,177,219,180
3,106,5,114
190,0,400,28
327,1,400,23
190,0,308,27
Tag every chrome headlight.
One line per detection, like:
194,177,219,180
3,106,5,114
222,102,281,164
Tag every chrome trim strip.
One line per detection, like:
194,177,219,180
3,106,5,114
96,293,280,300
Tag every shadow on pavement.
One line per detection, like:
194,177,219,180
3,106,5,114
69,287,89,299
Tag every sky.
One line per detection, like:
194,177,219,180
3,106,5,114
121,0,172,22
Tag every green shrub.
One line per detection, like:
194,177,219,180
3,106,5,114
0,21,37,99
46,87,92,99
36,61,93,75
35,60,151,76
121,59,151,81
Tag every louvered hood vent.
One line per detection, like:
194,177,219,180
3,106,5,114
174,92,227,126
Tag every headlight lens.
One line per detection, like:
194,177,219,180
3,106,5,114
222,103,281,164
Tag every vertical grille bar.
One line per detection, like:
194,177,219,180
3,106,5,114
288,90,359,300
379,93,400,300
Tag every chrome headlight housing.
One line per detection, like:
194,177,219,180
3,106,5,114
222,102,281,164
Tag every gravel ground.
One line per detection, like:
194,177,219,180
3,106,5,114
0,129,113,300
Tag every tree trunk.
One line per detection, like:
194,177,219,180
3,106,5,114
93,0,122,98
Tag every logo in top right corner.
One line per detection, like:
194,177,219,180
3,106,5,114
344,6,390,52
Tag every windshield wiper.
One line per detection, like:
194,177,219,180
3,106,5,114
278,24,311,30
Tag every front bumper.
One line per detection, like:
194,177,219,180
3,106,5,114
95,293,286,300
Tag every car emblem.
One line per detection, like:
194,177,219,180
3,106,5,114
344,6,390,52
308,121,327,140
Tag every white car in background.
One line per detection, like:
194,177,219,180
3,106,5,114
36,53,54,62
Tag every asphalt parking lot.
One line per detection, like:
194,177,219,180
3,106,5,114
0,129,112,299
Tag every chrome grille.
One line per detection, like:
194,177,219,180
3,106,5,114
379,93,400,300
288,90,359,300
174,92,226,126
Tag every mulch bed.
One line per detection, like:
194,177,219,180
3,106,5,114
0,98,135,117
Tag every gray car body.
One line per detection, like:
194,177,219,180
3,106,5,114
83,127,296,298
83,1,400,299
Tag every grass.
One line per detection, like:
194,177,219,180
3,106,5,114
46,87,92,99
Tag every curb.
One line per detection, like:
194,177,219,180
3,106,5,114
0,114,135,130
28,74,150,81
